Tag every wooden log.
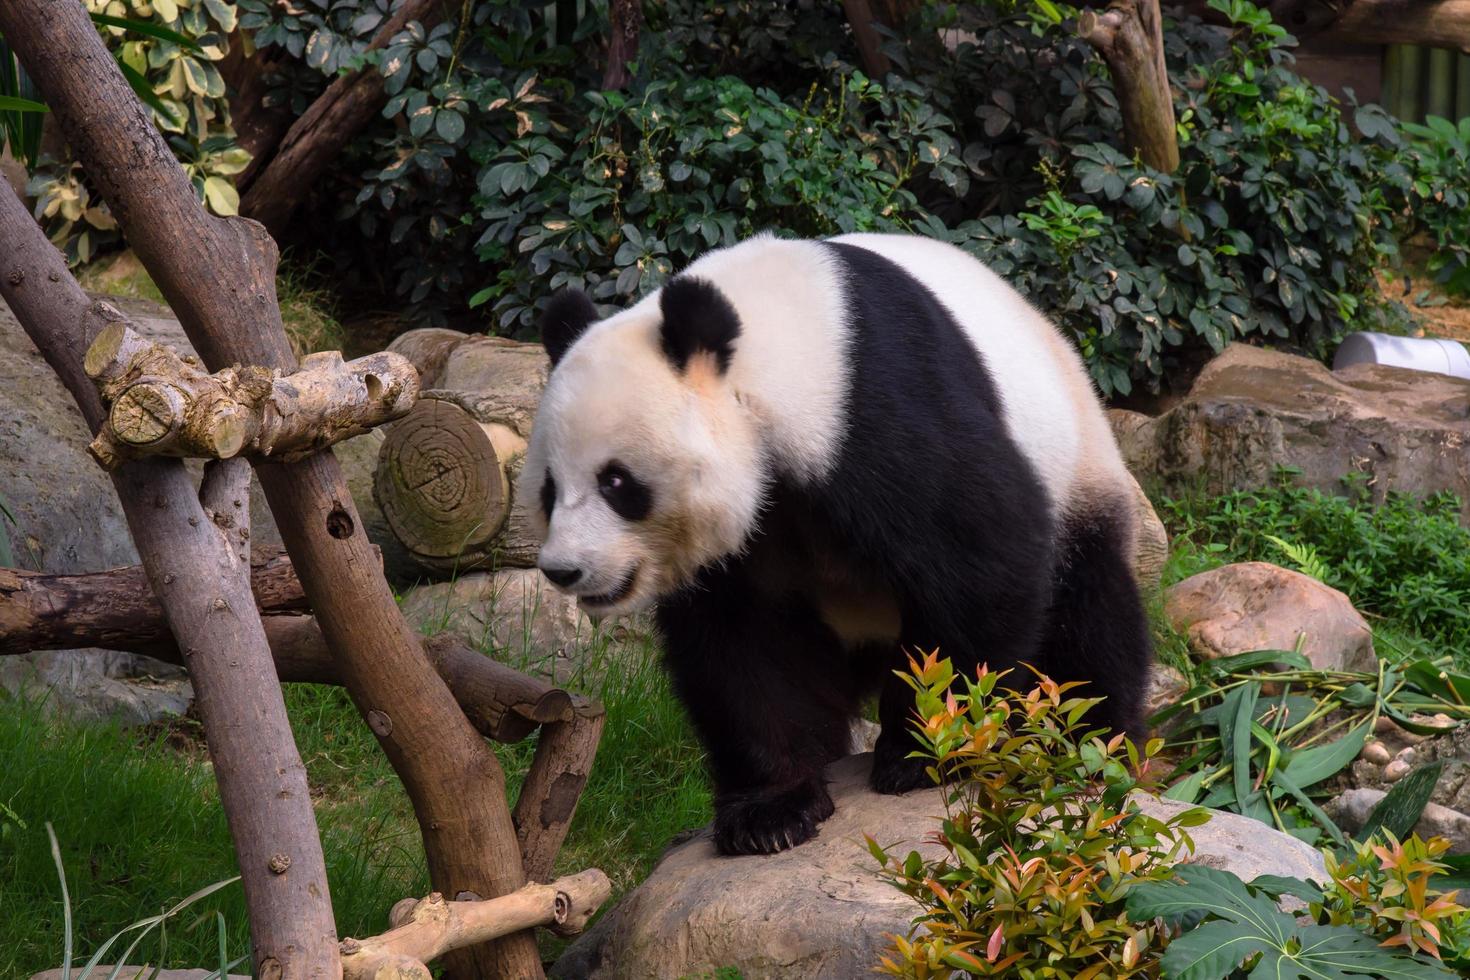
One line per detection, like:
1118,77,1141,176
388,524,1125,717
0,181,339,978
376,332,550,574
514,698,607,882
0,5,544,974
238,0,450,237
1169,0,1470,52
83,320,419,471
1080,0,1179,173
338,870,613,980
0,553,306,657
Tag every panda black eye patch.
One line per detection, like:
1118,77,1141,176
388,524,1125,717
596,461,652,521
540,472,557,519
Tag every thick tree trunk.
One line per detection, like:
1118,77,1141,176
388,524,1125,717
0,4,542,976
238,0,451,238
603,0,643,89
841,0,893,77
1081,0,1180,173
0,185,339,979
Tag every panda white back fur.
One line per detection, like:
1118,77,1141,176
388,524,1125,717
523,232,1151,855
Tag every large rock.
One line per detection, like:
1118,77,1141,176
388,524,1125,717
553,754,1326,980
1111,343,1470,522
398,569,633,680
1165,561,1377,673
0,296,385,722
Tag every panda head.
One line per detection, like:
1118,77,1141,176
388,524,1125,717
521,277,767,616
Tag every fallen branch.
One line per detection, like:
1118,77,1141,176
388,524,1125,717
239,0,452,236
0,553,307,656
0,573,575,741
1080,0,1179,173
339,870,612,980
83,319,418,470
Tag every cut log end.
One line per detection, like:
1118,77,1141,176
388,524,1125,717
376,398,511,561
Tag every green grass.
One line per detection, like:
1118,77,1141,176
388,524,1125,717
1154,472,1470,668
0,628,709,976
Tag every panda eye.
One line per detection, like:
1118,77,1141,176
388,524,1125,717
596,461,652,521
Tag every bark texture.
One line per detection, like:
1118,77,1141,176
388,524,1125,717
339,871,612,980
1080,0,1179,173
238,0,451,236
84,320,418,470
0,182,339,979
841,0,892,77
0,4,541,975
0,553,305,656
603,0,643,89
514,699,607,883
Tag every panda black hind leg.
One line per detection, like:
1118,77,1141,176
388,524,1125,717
656,563,858,856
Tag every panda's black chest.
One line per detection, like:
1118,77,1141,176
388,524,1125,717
743,489,901,649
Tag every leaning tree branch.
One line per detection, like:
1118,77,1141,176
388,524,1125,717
514,699,607,882
1080,0,1179,173
339,871,613,980
0,183,339,978
841,0,893,78
602,0,643,90
239,0,452,237
83,319,418,470
0,4,542,975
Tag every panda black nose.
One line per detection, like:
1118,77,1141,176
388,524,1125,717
540,565,583,588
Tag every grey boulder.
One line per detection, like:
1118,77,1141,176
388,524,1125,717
553,754,1326,980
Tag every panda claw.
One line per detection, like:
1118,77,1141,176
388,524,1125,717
712,777,833,856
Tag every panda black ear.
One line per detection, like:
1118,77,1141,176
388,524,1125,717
659,277,741,375
539,288,599,367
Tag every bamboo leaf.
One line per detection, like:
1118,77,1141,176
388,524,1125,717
1360,761,1445,841
116,60,181,127
1280,721,1369,789
88,13,203,52
0,94,48,113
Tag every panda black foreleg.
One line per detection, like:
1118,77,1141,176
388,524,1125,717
656,576,858,856
870,574,1051,796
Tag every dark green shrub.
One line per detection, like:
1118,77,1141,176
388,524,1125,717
1396,115,1470,295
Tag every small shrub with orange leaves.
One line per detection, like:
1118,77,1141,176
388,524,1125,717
866,654,1206,979
1319,832,1470,971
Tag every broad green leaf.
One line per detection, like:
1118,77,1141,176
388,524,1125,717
1402,659,1470,704
202,176,239,216
1360,761,1445,841
1130,865,1454,980
1280,721,1369,789
1270,767,1346,846
1227,683,1259,814
1164,769,1208,804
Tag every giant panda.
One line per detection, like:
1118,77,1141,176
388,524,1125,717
521,232,1151,856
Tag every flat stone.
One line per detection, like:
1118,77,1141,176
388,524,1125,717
1165,561,1376,673
1110,343,1470,522
1329,787,1470,855
553,754,1326,980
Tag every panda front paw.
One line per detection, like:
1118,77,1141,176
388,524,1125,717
712,778,835,856
868,744,933,795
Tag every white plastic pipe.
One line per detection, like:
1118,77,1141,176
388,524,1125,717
1332,332,1470,381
